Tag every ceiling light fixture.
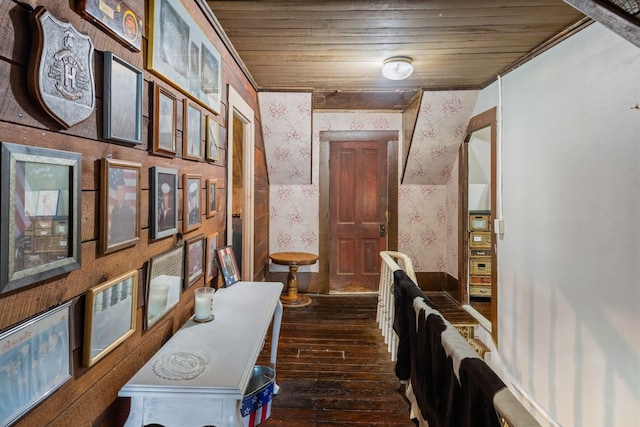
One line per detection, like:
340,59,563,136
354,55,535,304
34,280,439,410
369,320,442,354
382,56,414,80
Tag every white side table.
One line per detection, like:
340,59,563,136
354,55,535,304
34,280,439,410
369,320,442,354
118,281,284,427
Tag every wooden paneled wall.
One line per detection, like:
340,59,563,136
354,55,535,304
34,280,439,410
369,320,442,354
0,0,268,425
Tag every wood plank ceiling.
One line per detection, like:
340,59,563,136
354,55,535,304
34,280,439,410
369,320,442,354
206,1,588,110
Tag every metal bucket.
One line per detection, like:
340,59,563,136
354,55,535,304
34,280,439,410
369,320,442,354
241,366,275,427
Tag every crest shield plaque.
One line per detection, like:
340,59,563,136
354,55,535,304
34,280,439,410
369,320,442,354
28,7,95,129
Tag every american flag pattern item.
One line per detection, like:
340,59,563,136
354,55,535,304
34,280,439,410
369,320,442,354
241,380,274,427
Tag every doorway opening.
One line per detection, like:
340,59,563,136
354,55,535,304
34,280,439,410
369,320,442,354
227,86,255,281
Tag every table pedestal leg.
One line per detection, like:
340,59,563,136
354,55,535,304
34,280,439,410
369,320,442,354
280,265,312,307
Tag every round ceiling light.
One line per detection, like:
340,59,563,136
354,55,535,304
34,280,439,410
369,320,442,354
382,56,414,80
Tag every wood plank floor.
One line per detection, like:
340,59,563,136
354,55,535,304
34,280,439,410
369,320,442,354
256,295,415,426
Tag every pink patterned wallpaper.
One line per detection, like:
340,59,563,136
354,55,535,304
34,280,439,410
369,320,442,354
261,91,477,276
258,92,312,184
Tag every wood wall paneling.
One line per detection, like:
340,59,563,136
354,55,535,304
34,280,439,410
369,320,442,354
0,0,265,426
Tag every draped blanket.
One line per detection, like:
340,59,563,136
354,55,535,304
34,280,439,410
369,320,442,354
393,270,506,427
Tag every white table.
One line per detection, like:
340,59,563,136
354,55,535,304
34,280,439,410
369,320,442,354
118,281,284,427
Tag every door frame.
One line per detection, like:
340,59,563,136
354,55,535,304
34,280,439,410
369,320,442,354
319,130,399,294
227,85,255,281
458,106,498,344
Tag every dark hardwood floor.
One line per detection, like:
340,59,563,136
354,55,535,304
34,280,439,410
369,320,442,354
256,294,415,426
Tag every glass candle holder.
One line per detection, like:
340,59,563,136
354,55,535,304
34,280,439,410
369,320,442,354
194,287,215,320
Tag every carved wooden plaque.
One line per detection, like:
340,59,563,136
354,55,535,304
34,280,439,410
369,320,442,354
28,7,95,129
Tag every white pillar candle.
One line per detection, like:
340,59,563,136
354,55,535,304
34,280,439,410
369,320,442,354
194,287,215,320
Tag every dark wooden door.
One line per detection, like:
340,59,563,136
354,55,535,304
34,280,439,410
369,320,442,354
329,141,388,291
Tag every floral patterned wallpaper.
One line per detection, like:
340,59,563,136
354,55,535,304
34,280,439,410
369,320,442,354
261,91,477,276
258,92,313,184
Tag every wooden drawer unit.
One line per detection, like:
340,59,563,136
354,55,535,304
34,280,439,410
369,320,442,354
470,257,491,276
469,213,491,231
469,231,492,249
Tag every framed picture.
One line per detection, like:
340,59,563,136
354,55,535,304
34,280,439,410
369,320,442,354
205,233,217,286
0,301,72,426
205,178,217,217
76,0,143,51
152,83,177,157
183,174,202,233
83,270,137,367
0,142,81,295
100,158,141,254
146,245,184,329
215,245,240,287
184,234,204,288
151,166,178,240
206,116,219,161
103,52,143,145
184,102,203,161
148,0,221,113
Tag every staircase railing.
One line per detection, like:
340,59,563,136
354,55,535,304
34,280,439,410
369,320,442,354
377,251,416,361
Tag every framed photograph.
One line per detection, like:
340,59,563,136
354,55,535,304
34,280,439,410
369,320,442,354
206,116,219,161
146,245,184,329
152,83,177,157
148,0,221,113
1,142,81,295
215,245,240,287
183,174,202,233
0,301,72,426
205,178,217,217
205,233,217,286
184,102,203,161
76,0,143,51
83,270,137,367
151,166,178,240
100,158,141,254
103,52,143,145
184,234,204,288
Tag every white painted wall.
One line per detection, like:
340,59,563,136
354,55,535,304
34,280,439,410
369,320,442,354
477,23,640,426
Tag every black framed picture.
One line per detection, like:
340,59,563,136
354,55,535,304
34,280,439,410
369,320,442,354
103,51,143,144
151,166,178,240
152,82,177,157
0,142,81,294
183,174,201,233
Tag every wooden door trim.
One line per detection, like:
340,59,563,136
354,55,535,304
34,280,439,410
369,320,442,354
319,130,398,294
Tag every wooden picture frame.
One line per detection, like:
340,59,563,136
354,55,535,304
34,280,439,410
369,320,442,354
76,0,143,51
0,142,81,294
145,245,184,329
83,270,138,367
206,116,219,161
184,101,203,161
152,83,177,157
205,233,217,286
215,245,240,287
103,52,143,145
184,234,205,288
205,178,217,217
148,0,222,113
183,174,202,233
151,166,178,240
0,301,72,426
100,158,141,254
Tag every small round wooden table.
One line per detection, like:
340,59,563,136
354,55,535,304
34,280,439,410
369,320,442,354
269,252,318,307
